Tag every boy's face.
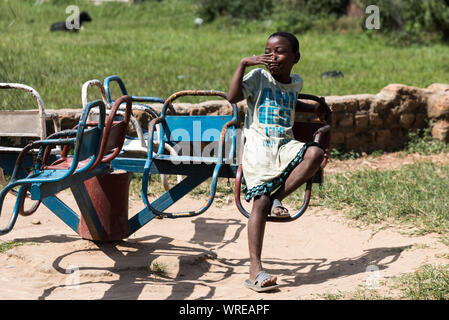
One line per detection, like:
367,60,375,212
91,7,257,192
264,36,300,80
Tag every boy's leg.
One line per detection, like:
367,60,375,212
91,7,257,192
271,146,324,205
248,194,277,286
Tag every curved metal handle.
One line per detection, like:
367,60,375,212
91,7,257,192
0,83,47,139
0,184,27,235
90,95,133,169
297,93,332,125
103,75,128,103
82,79,111,108
161,90,232,116
298,93,332,168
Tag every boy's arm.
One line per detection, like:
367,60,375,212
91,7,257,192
227,60,247,104
227,54,274,104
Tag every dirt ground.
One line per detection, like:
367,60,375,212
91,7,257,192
0,152,448,300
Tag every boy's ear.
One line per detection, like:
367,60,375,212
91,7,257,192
294,52,301,63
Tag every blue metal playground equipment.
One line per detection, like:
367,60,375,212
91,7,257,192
0,83,331,241
0,95,132,237
101,75,182,190
109,89,239,232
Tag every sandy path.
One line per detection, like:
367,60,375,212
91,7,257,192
0,180,447,300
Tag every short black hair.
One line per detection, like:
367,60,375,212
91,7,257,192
268,32,300,53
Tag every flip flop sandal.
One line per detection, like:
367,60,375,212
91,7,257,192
269,199,290,218
244,271,279,292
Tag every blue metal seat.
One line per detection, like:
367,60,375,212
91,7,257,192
139,90,238,219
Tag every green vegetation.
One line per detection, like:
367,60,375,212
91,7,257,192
0,240,25,253
319,264,449,300
359,0,449,44
149,261,168,276
396,264,449,299
405,126,449,155
302,161,449,235
1,0,448,111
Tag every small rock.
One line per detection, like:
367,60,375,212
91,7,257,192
31,219,41,225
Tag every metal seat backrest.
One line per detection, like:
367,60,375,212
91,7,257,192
162,115,233,143
0,83,59,140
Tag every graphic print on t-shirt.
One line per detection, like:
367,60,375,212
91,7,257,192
257,88,296,138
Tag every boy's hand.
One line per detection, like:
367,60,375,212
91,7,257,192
241,53,274,68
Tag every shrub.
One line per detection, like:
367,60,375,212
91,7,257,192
195,0,349,30
359,0,449,43
270,0,350,33
195,0,275,22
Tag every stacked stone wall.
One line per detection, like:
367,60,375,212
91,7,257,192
3,83,448,153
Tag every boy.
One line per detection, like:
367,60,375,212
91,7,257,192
228,32,325,292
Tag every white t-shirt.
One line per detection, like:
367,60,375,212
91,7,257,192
241,68,311,201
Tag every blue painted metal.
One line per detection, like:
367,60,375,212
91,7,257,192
103,74,164,108
42,195,80,233
103,74,167,148
2,86,329,240
127,171,210,234
111,157,238,177
162,115,233,142
104,75,128,103
0,99,106,235
137,90,238,220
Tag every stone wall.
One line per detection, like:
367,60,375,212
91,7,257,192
128,82,449,153
135,82,448,153
4,83,448,153
323,83,449,152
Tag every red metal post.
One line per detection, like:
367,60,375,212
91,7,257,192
79,170,130,241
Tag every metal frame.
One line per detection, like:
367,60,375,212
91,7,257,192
110,90,239,234
0,95,133,236
102,75,182,190
0,87,331,239
0,83,61,212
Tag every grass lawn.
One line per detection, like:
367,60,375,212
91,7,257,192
299,161,449,235
1,0,449,110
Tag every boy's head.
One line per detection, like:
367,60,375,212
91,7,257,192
265,32,300,81
268,32,300,55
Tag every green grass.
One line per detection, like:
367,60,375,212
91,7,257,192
0,240,25,253
396,264,449,300
318,264,449,300
1,0,448,110
291,161,449,235
405,126,449,155
149,261,168,276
